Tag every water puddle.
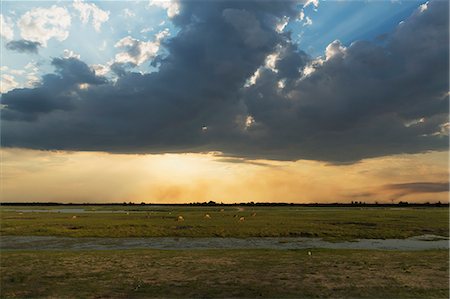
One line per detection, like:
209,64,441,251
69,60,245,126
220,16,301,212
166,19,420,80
1,209,136,214
1,235,448,251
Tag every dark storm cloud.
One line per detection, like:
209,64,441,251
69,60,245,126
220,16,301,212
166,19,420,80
215,157,277,167
1,0,448,162
51,58,107,85
385,182,449,194
5,40,41,54
2,57,106,121
240,0,449,161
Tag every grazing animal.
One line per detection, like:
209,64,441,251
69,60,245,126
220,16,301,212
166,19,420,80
220,209,225,212
239,217,245,222
72,216,77,219
308,251,312,256
177,215,184,222
251,212,256,217
204,214,211,219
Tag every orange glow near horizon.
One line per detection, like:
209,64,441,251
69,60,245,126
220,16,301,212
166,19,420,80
1,148,448,204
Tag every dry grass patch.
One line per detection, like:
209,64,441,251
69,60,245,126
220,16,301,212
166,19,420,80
1,249,448,298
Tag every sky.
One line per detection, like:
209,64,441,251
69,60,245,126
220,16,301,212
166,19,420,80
0,0,448,203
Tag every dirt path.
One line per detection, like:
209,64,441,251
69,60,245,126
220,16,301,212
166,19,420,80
1,235,448,251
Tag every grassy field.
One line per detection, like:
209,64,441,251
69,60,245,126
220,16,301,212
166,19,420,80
1,206,448,240
1,248,448,298
1,206,449,298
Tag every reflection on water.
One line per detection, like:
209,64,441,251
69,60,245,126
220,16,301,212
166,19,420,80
1,208,135,213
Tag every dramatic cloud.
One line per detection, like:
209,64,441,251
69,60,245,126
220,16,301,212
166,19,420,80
114,29,169,66
18,5,71,46
385,182,449,194
1,1,448,163
1,57,106,121
91,64,110,76
149,0,180,18
382,181,449,201
241,0,449,161
73,0,109,32
5,40,41,54
0,74,19,94
0,14,14,40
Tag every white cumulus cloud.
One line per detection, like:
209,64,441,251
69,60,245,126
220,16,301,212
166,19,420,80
24,62,40,87
63,49,81,59
148,0,180,18
18,5,71,46
1,74,19,94
91,63,110,76
114,29,169,66
325,40,346,60
304,0,319,9
73,0,110,32
1,62,40,93
1,14,14,40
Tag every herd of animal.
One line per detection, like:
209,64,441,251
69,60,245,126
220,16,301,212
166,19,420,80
175,211,257,222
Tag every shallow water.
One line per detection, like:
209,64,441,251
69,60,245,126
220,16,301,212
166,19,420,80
1,208,134,214
1,235,448,251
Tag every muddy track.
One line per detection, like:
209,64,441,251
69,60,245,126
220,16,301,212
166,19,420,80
1,235,448,251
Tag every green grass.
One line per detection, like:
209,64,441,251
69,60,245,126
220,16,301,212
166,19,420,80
1,206,448,298
1,206,448,240
1,249,448,298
